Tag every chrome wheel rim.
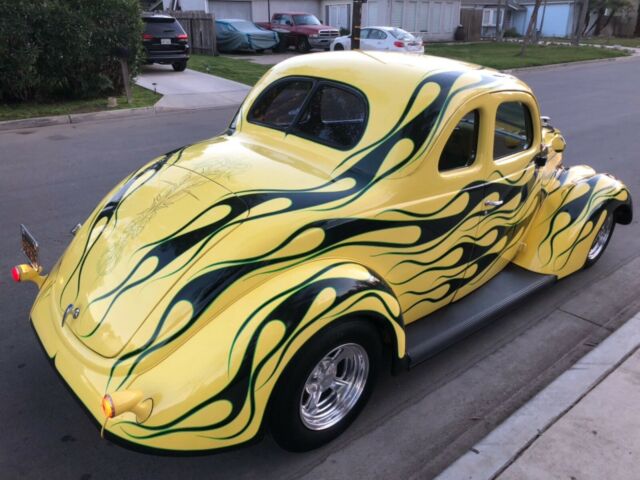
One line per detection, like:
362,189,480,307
588,214,614,261
299,343,369,431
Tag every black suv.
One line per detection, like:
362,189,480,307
142,13,190,71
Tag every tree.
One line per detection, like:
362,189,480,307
635,3,640,36
519,0,543,56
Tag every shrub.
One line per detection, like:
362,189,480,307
0,0,143,102
503,27,522,38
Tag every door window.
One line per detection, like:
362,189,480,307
438,110,479,171
493,102,533,159
370,29,388,40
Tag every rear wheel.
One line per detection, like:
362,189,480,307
296,36,311,53
269,320,381,452
584,211,615,268
172,61,187,72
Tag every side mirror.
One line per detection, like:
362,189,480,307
551,135,566,153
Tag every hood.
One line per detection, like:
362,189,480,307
299,25,338,34
52,136,330,358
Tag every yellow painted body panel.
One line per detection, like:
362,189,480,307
26,52,631,452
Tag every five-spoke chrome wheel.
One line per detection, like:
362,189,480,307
587,213,614,262
299,343,369,431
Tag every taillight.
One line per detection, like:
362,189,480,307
142,33,154,40
176,33,188,41
11,266,21,282
394,40,405,48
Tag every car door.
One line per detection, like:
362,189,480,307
451,91,543,302
390,101,490,323
359,28,373,50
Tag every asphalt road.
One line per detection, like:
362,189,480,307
1,56,639,480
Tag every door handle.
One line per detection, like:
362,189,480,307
484,200,504,207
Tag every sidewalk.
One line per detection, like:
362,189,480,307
436,311,640,480
135,64,250,111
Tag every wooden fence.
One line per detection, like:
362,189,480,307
169,10,218,55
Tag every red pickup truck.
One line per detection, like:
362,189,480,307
257,12,340,52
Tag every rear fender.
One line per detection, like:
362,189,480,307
114,260,404,451
514,165,632,278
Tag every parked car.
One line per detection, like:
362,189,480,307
141,12,190,71
215,18,279,53
257,12,339,52
331,26,424,54
15,52,632,454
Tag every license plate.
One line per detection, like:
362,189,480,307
20,224,40,268
161,38,171,45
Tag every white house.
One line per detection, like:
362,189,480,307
164,0,461,41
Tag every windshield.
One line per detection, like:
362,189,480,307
293,14,321,26
388,28,415,41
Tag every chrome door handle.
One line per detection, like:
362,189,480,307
484,200,504,207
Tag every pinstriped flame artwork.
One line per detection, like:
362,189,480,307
24,52,631,453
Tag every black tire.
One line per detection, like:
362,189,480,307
268,320,382,452
584,209,615,268
276,37,288,52
334,43,345,51
256,49,265,54
172,61,187,72
296,36,312,53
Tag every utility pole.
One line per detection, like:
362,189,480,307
351,0,364,49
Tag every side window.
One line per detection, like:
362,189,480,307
494,102,533,159
360,28,371,39
248,79,313,129
282,15,293,25
371,29,386,40
439,110,479,172
293,84,367,149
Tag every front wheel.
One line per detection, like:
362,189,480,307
269,320,381,452
296,36,311,53
333,43,345,51
584,210,615,268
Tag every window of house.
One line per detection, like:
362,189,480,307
494,102,533,159
439,110,479,171
248,78,368,150
482,8,497,27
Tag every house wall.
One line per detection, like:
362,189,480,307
251,0,322,22
515,2,573,37
320,0,461,40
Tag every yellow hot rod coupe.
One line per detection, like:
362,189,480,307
14,52,632,453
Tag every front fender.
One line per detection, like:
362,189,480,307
514,165,632,278
109,260,403,452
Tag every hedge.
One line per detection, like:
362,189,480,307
0,0,143,102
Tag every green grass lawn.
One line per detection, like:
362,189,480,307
0,85,161,122
426,42,629,70
188,54,271,86
580,37,640,48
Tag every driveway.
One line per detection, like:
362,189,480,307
136,64,250,110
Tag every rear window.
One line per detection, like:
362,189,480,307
143,17,185,36
248,77,368,150
389,28,414,41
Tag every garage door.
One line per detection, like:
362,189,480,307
208,1,251,20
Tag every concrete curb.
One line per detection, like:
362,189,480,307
435,310,640,480
0,102,241,132
504,52,636,74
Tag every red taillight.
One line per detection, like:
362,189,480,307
394,40,405,48
11,266,21,282
176,34,188,41
142,33,154,40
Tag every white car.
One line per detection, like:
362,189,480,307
330,26,424,54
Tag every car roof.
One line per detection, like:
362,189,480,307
267,51,532,97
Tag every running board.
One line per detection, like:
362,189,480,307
405,265,556,368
